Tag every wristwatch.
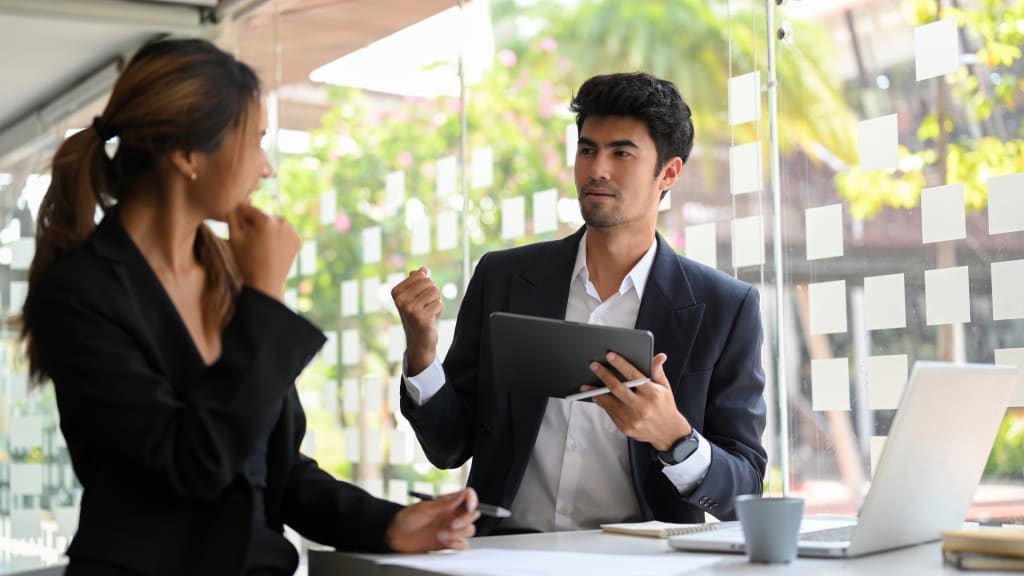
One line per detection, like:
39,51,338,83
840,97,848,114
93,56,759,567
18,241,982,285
657,431,699,466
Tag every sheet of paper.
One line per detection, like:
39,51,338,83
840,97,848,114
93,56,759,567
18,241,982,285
437,210,459,251
809,280,847,335
411,218,431,256
988,172,1024,235
921,183,965,244
867,354,908,410
386,170,405,210
343,378,359,414
915,18,959,81
991,259,1024,321
320,189,337,226
11,463,43,495
864,273,906,330
729,141,762,195
363,276,382,313
437,155,457,197
858,114,898,172
533,189,559,234
362,226,382,264
341,329,359,366
729,71,761,126
565,123,577,167
364,376,383,414
472,147,494,189
731,215,763,268
811,358,850,411
502,196,525,240
685,223,717,269
805,203,844,261
381,548,721,576
994,348,1024,408
341,279,359,317
925,266,970,325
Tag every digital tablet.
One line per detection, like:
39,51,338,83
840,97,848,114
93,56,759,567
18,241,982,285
489,312,654,398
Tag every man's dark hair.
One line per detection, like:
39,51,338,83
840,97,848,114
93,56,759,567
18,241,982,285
570,72,695,189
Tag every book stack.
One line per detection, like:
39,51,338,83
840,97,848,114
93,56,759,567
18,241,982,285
942,528,1024,571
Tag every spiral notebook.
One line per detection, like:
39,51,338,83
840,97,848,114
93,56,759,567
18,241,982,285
600,520,738,539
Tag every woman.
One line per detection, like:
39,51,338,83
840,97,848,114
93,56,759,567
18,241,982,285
20,38,477,575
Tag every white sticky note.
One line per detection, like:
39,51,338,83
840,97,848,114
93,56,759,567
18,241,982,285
299,240,317,276
388,479,410,504
11,463,43,495
342,379,359,413
411,218,431,256
857,114,899,173
413,481,435,497
440,482,462,496
994,348,1024,408
389,429,413,465
320,189,337,226
867,354,908,410
988,172,1024,235
9,280,27,312
915,18,960,81
659,192,671,212
731,215,764,268
437,211,458,251
9,238,34,271
388,325,405,363
438,319,457,363
283,289,297,312
805,204,844,261
729,141,762,195
729,71,761,126
386,273,405,317
288,259,297,280
365,376,383,414
811,358,850,411
502,196,526,240
322,379,338,415
809,280,848,335
341,280,359,317
870,436,888,477
533,189,559,234
10,415,43,450
472,147,493,189
565,123,577,167
864,273,907,330
341,329,359,366
436,155,457,197
344,428,360,463
921,183,966,244
365,430,383,464
364,478,384,498
685,223,717,269
925,266,971,325
386,170,405,209
55,506,79,538
362,226,382,264
8,372,28,403
992,259,1024,321
11,509,42,539
362,277,381,314
321,332,338,366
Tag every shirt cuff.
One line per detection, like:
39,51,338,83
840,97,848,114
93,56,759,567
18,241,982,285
402,355,446,406
659,431,713,494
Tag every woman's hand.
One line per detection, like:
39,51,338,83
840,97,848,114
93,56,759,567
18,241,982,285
386,488,480,553
227,203,300,301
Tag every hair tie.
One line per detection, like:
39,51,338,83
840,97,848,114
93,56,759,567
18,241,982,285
91,116,117,141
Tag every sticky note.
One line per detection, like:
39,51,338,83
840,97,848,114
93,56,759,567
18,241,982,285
731,215,764,268
11,509,42,539
283,289,296,311
388,325,405,363
438,319,456,362
729,141,762,195
659,192,671,212
472,147,493,189
320,189,337,225
365,376,383,414
9,238,34,271
915,18,959,81
341,279,358,317
729,71,761,126
55,506,79,538
565,123,577,167
533,189,559,234
436,155,457,197
811,358,850,411
10,415,43,450
864,273,906,330
388,479,410,504
867,354,908,410
386,170,405,209
9,280,27,312
341,329,359,366
805,204,844,261
858,114,898,173
994,348,1024,408
389,375,402,415
363,277,381,314
344,428,360,463
921,183,965,244
299,240,317,276
411,218,431,256
988,172,1024,235
389,429,413,465
992,259,1024,320
343,379,359,413
320,332,338,366
925,266,970,325
437,211,458,251
362,226,382,264
11,463,43,495
365,430,383,464
323,379,338,415
809,280,847,335
386,273,405,316
685,223,717,269
413,481,435,497
502,196,525,240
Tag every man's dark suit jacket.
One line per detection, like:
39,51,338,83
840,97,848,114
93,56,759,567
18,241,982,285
29,216,402,575
402,227,767,534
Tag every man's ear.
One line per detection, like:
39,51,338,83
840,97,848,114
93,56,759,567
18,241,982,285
658,157,683,191
167,148,199,181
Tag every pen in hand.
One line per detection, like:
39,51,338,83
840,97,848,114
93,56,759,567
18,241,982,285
408,491,512,518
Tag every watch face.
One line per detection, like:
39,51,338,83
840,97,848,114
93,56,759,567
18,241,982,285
671,434,699,463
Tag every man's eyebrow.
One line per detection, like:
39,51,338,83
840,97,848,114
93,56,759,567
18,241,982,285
577,137,640,149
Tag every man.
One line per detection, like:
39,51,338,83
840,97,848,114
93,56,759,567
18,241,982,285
392,72,766,535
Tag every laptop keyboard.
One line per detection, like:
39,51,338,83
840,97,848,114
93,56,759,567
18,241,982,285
800,525,855,542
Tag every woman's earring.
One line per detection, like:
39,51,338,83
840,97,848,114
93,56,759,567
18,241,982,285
190,172,198,182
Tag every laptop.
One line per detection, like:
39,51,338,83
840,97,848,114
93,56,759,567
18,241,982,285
670,361,1019,558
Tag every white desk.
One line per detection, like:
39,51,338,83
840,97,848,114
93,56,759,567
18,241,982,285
308,530,995,576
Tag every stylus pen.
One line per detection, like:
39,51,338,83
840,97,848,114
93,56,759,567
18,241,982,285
408,491,512,518
565,377,651,402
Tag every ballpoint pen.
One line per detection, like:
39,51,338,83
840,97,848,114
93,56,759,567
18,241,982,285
408,491,512,518
564,377,650,401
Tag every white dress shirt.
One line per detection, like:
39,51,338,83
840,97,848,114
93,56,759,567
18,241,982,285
404,232,711,531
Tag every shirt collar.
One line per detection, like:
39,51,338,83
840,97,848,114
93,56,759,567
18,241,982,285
572,230,659,298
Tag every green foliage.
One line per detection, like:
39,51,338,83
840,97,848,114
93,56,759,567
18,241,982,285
984,414,1024,478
